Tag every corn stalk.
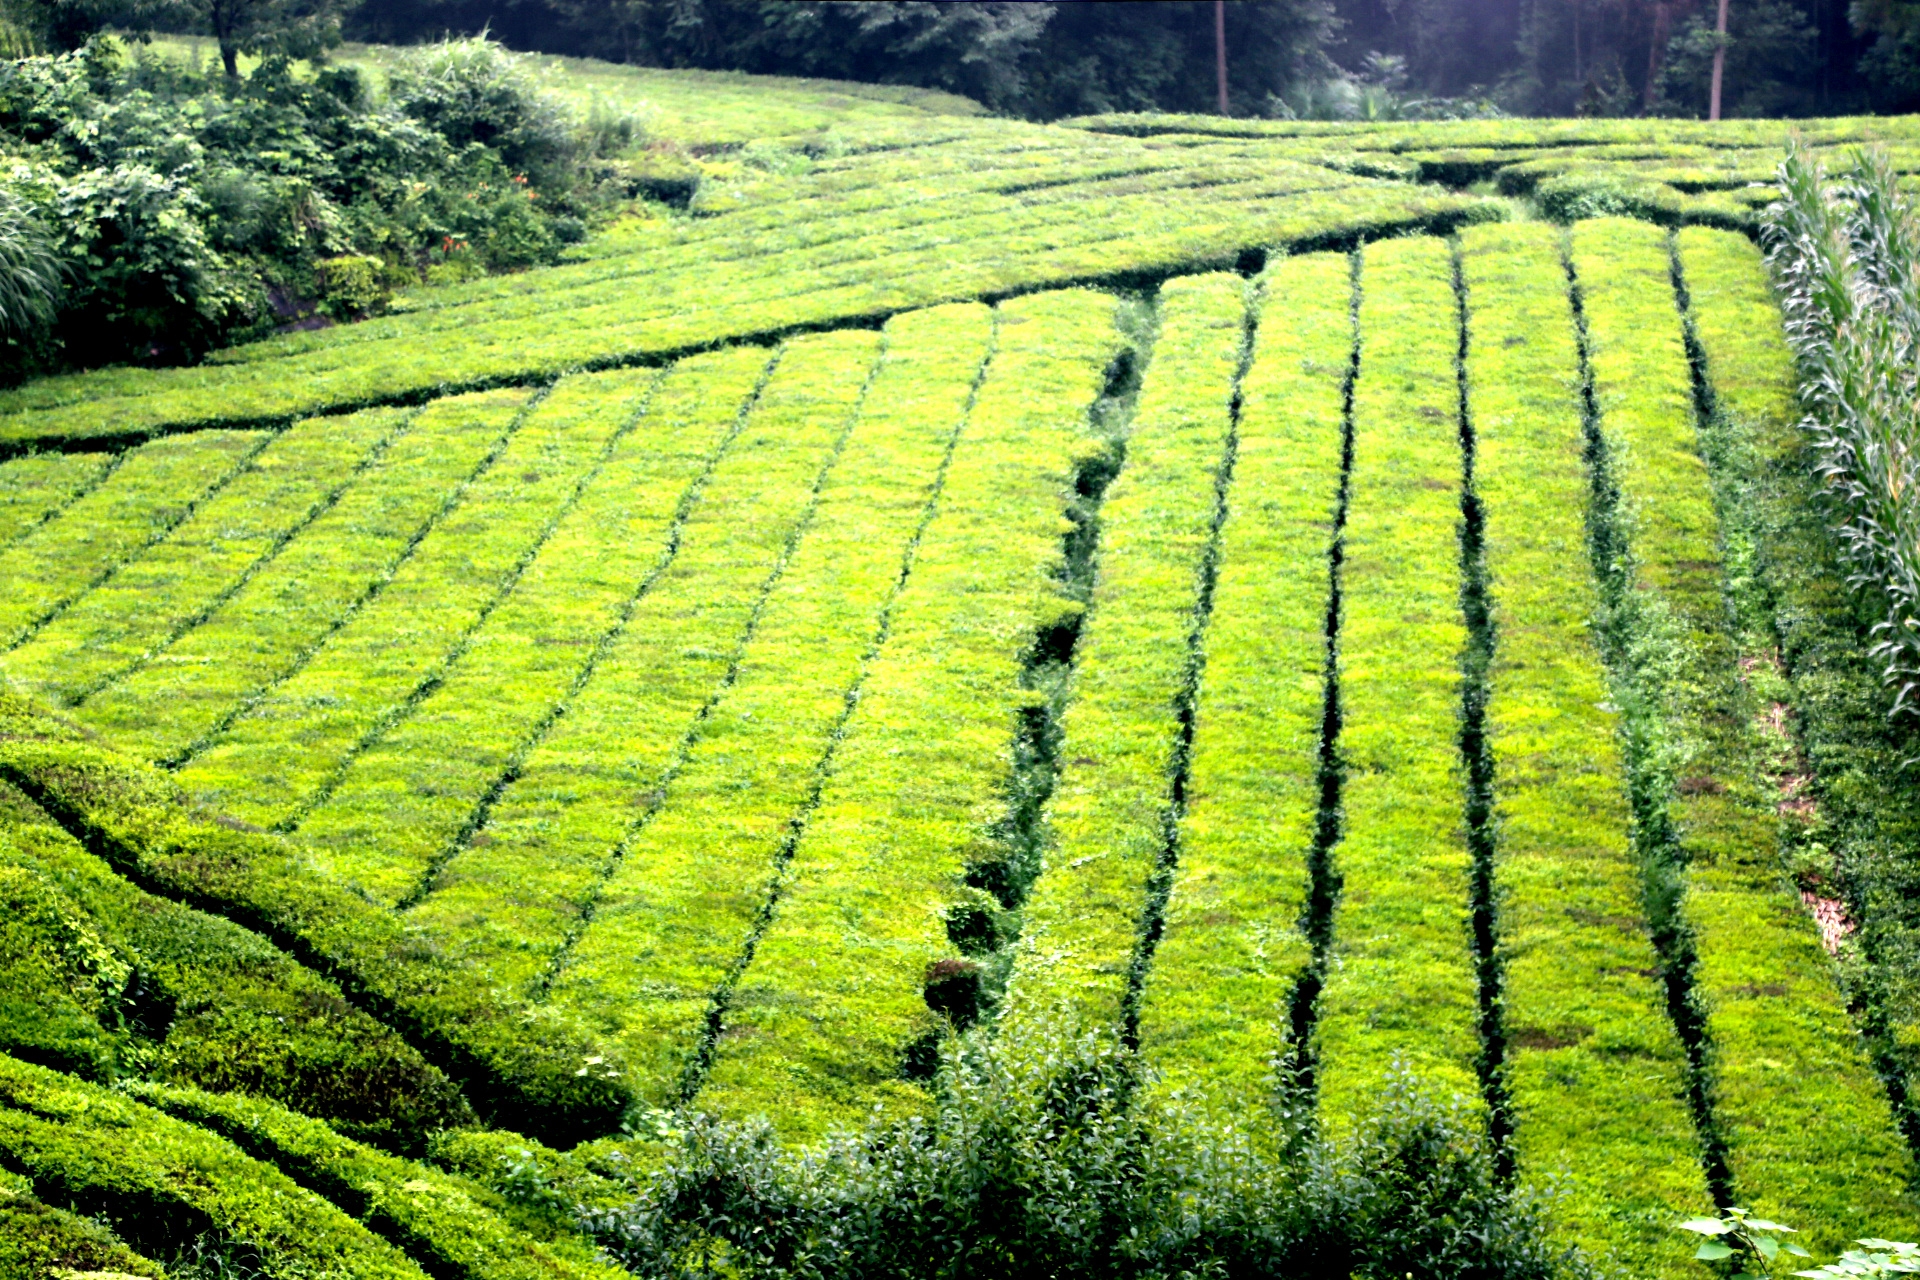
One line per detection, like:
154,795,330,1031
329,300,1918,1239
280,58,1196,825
1765,141,1920,719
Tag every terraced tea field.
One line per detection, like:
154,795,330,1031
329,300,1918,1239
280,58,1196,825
5,65,1920,1280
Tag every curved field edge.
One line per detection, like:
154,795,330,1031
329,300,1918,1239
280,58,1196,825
0,687,631,1147
0,193,1496,454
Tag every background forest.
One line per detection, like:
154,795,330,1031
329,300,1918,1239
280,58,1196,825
341,0,1920,121
11,0,1918,125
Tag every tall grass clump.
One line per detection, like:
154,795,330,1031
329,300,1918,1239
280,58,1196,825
581,1024,1585,1280
1764,141,1920,718
0,188,61,340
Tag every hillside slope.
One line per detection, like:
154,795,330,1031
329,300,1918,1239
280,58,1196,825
4,53,1920,1279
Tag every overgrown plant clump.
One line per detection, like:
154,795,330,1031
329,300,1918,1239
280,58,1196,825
1764,142,1920,720
0,33,628,377
581,1027,1585,1280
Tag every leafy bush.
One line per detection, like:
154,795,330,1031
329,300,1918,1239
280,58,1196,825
585,1027,1585,1280
0,186,60,340
1535,169,1681,223
0,32,622,378
315,253,392,318
387,36,577,180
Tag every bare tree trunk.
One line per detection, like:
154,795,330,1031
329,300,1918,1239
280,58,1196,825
1708,0,1730,118
1215,0,1229,115
212,0,240,83
1644,0,1673,109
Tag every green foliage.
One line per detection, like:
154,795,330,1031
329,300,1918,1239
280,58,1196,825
1763,143,1920,721
1796,1239,1920,1276
1135,250,1340,1126
1575,216,1917,1252
0,429,267,650
0,112,1497,447
0,32,616,376
1680,219,1920,1184
692,290,1122,1137
78,393,527,764
1461,219,1710,1274
177,0,351,79
315,253,391,319
587,1026,1582,1279
126,1080,626,1280
360,1,1342,121
0,858,130,1080
388,37,577,181
0,780,474,1152
0,1182,166,1279
4,407,403,707
0,186,62,341
1679,1208,1811,1275
0,684,636,1145
0,1051,430,1279
1676,222,1920,1241
0,450,112,551
1536,169,1689,224
1313,233,1482,1129
1001,273,1246,1045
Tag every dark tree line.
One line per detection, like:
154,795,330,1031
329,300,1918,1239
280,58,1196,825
338,0,1915,117
350,0,1339,120
7,0,1914,120
1337,0,1915,115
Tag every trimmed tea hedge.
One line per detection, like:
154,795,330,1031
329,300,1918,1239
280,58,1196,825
1000,272,1250,1035
0,781,470,1152
0,452,115,553
1459,220,1708,1276
76,392,530,763
1312,234,1482,1132
485,309,988,1105
1135,251,1347,1121
4,409,408,708
0,1051,428,1279
0,430,267,650
400,311,988,1012
169,377,672,829
1638,223,1920,1251
0,689,633,1144
285,343,875,908
693,288,1126,1140
128,1081,626,1280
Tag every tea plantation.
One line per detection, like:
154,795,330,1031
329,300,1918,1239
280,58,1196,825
3,52,1920,1279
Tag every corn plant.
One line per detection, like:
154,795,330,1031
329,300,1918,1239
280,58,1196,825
1763,140,1920,720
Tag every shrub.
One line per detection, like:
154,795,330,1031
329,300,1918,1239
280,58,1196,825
0,186,60,340
1535,170,1681,224
315,253,390,319
584,1026,1585,1280
388,37,577,183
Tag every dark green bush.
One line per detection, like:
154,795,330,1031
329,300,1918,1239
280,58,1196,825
1534,170,1683,225
585,1027,1587,1280
0,687,631,1146
0,32,622,377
